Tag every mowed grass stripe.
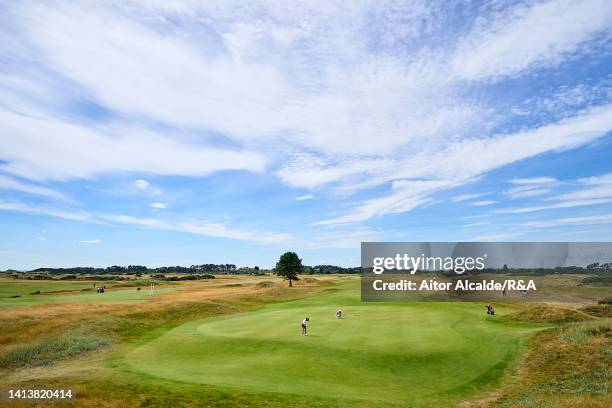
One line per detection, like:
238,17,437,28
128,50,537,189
121,281,543,406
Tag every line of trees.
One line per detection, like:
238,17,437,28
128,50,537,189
5,261,610,278
18,264,242,276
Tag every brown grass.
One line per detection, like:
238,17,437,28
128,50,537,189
476,318,611,407
0,277,330,369
501,305,597,324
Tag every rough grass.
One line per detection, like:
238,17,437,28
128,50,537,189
0,278,329,373
0,333,112,368
500,305,596,324
484,318,611,408
583,304,612,318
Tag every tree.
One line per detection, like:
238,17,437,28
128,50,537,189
275,252,302,287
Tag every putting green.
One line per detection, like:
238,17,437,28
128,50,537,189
122,281,542,406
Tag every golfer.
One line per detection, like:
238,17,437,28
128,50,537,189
301,317,309,335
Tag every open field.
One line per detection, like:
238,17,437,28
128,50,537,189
0,274,610,407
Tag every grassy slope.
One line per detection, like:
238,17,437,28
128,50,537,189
119,281,543,407
487,315,611,408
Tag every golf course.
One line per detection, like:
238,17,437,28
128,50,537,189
121,280,540,406
0,274,610,407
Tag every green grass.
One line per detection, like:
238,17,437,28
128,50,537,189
0,279,177,309
119,281,544,407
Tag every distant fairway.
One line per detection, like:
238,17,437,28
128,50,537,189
122,281,543,406
0,279,177,309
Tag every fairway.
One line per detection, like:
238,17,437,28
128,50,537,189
122,281,543,406
0,279,177,309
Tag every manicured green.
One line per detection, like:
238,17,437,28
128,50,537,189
121,281,543,407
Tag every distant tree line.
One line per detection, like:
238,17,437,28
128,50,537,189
4,263,611,278
302,265,362,274
16,264,242,276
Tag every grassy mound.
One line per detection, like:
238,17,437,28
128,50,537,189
502,305,596,324
582,304,612,318
490,319,611,408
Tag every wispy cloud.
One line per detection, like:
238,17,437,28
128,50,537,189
504,186,552,199
134,179,149,190
498,172,612,213
149,202,167,209
296,194,315,201
504,177,558,199
496,198,612,214
451,0,612,81
0,109,267,181
464,221,490,227
0,199,292,245
471,200,497,206
520,213,612,228
451,192,490,202
0,175,73,202
74,239,101,244
0,199,96,223
510,177,558,185
0,0,611,264
314,105,612,224
471,232,524,241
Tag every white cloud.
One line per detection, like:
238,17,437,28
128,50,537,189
100,214,292,244
498,172,612,213
38,236,48,241
0,199,96,223
134,179,149,190
510,177,558,185
471,200,497,206
0,199,292,245
503,176,558,199
471,232,524,241
451,192,489,202
0,109,267,181
74,239,101,244
296,194,315,201
149,202,167,209
521,213,612,228
313,105,612,224
507,188,552,199
0,175,73,202
314,179,459,225
555,172,612,201
464,221,490,227
1,0,611,233
497,198,612,214
452,0,612,81
516,82,612,119
6,0,482,161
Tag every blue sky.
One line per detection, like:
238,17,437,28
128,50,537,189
1,0,612,269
